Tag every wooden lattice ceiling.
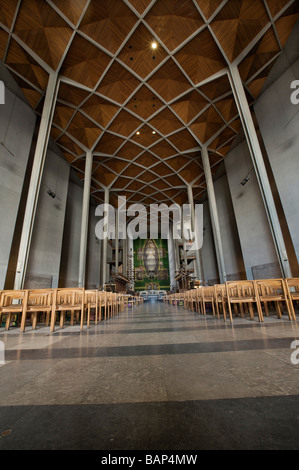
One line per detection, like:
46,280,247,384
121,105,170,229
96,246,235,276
1,0,298,206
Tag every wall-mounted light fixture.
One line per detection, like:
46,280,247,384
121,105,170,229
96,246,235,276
47,189,56,199
240,174,251,186
240,167,254,186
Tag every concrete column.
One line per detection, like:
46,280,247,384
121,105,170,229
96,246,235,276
187,184,202,280
102,187,109,286
174,238,180,272
181,207,188,269
201,146,227,284
97,238,102,288
115,208,119,275
123,233,127,277
168,232,176,291
228,64,291,278
78,150,93,288
14,72,59,289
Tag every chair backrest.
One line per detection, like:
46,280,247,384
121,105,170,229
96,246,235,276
85,290,98,304
202,286,214,300
0,290,28,308
214,284,226,300
255,279,286,297
55,288,85,306
285,278,299,293
226,280,257,299
27,289,53,307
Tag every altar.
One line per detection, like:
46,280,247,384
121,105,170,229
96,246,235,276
139,290,167,301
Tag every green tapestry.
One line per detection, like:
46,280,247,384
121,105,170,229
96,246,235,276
134,239,170,291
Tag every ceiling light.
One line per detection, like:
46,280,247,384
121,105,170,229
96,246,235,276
152,131,156,134
136,131,140,135
151,41,158,50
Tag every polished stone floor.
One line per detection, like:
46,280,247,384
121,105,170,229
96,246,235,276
0,301,299,450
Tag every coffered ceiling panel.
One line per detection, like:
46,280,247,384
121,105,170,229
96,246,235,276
210,0,270,63
0,0,18,29
81,94,120,128
170,90,209,124
125,85,164,119
174,28,227,85
0,0,297,206
117,22,168,79
51,0,88,26
60,34,112,88
145,0,204,52
96,61,141,104
14,0,73,70
79,0,137,54
194,0,224,20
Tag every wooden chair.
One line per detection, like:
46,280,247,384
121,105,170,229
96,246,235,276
21,289,53,333
97,292,107,322
50,288,85,332
201,286,216,317
84,290,99,328
214,284,229,321
194,288,202,314
0,290,28,331
226,280,263,323
255,279,293,321
284,278,299,321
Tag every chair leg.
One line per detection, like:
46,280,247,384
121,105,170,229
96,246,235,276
256,301,264,323
50,310,56,333
20,310,27,333
248,303,254,321
5,313,11,331
222,302,227,322
275,301,282,319
60,311,65,329
32,312,38,330
87,304,91,329
80,308,84,331
227,302,233,323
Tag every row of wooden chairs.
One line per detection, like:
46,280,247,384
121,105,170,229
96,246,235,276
122,295,144,307
165,278,299,323
163,292,185,305
0,288,129,333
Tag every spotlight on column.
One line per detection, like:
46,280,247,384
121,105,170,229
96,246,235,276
240,174,251,186
47,189,56,199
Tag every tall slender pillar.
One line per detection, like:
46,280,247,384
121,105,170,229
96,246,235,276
97,238,102,288
187,185,202,280
102,188,109,286
78,150,93,288
201,146,227,284
228,64,291,278
115,208,119,275
181,207,188,270
174,238,180,273
14,72,59,290
123,232,127,278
